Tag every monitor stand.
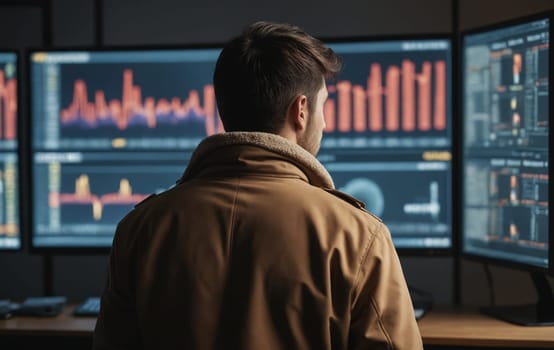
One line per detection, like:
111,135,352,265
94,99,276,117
481,271,554,326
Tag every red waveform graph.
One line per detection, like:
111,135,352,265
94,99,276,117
0,70,17,140
48,174,149,221
324,59,447,133
60,69,224,136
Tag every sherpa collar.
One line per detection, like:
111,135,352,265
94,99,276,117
179,132,334,189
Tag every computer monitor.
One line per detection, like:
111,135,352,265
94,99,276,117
29,47,222,251
461,11,553,325
322,36,453,253
0,51,20,250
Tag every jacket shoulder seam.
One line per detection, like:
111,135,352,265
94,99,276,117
355,223,395,349
322,188,383,222
226,178,240,261
369,294,395,349
322,188,365,209
352,223,378,291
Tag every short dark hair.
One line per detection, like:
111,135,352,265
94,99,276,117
214,21,342,133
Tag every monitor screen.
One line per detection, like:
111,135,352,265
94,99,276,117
462,16,550,270
30,48,222,249
322,38,453,250
0,52,19,250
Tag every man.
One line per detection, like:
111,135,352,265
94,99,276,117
93,21,422,350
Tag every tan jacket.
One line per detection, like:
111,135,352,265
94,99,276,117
93,132,422,350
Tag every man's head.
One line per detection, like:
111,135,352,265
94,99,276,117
213,21,341,155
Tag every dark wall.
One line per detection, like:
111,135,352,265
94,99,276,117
102,0,452,46
0,0,553,306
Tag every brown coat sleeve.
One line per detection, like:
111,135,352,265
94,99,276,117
92,222,141,350
348,223,423,350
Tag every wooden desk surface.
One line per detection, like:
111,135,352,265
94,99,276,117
419,306,554,348
1,305,554,347
0,305,96,337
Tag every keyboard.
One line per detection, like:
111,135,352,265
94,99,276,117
73,297,101,316
12,296,67,317
409,286,433,320
0,299,18,319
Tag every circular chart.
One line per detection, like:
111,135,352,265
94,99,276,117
340,177,385,216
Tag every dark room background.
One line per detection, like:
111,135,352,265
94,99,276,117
0,0,553,307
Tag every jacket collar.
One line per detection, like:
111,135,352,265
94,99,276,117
179,132,335,189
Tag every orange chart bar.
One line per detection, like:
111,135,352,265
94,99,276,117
0,70,17,140
324,59,447,133
61,69,224,136
49,174,150,221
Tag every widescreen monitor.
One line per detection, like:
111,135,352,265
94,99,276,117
0,51,20,250
29,39,454,254
462,12,552,325
322,36,453,252
29,47,222,251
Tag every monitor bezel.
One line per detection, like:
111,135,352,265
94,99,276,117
459,10,554,276
0,48,22,252
321,33,456,256
26,43,224,255
26,36,457,256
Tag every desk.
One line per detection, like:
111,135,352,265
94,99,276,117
1,305,554,349
418,307,554,348
0,305,95,337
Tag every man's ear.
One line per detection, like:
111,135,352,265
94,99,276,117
288,94,308,132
